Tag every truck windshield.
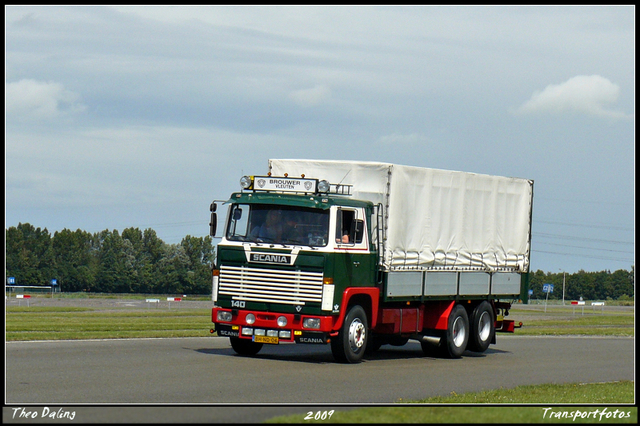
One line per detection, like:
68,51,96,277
226,204,330,247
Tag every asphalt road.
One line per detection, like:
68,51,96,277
4,334,634,423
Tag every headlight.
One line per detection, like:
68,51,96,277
217,311,233,322
245,313,256,325
277,316,287,327
240,175,253,189
303,317,321,329
317,180,330,193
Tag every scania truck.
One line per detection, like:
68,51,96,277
209,160,533,363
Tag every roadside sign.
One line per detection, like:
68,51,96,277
166,297,181,309
8,277,15,284
542,283,554,312
51,279,58,285
17,294,31,307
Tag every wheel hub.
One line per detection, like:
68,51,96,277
348,319,366,351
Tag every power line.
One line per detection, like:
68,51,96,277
536,196,634,207
532,249,634,263
536,241,634,255
534,232,634,246
536,219,633,231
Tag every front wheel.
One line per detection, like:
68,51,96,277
230,337,263,356
331,305,368,363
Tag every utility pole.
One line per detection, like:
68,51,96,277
562,271,566,305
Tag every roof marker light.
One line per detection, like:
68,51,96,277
318,180,330,193
240,175,253,189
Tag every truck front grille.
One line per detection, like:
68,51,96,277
219,265,324,305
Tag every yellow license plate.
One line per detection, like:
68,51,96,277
254,335,279,344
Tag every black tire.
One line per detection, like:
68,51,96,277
331,305,368,363
229,337,263,356
441,304,469,358
467,301,495,353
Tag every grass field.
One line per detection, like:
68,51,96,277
506,306,635,337
5,299,634,341
5,306,213,341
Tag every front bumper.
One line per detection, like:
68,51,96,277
212,307,335,344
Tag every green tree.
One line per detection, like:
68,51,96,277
180,235,215,294
5,223,55,287
52,228,97,292
155,244,190,294
94,230,136,293
528,269,548,300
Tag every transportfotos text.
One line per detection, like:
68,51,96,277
542,407,632,421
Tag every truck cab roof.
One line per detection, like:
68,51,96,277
228,191,373,210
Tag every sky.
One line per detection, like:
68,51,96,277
5,5,635,274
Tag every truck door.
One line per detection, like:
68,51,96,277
335,207,375,288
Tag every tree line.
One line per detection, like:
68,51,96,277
6,223,215,295
528,268,634,302
5,222,635,300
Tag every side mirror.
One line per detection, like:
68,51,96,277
209,212,217,237
209,201,217,237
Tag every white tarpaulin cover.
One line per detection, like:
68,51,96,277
269,159,533,273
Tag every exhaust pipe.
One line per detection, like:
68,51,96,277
418,335,441,346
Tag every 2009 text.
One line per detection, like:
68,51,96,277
304,410,335,421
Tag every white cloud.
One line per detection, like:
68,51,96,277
288,85,332,107
379,133,424,145
514,75,631,119
5,79,86,121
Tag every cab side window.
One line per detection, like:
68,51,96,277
336,208,364,245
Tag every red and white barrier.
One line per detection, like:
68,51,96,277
16,294,31,306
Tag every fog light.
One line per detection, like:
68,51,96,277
277,316,288,327
254,329,266,336
303,318,321,329
279,330,291,339
266,330,278,337
245,313,255,325
242,327,254,336
217,311,233,322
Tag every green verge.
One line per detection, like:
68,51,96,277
504,308,634,337
5,307,213,341
266,382,636,424
5,305,634,341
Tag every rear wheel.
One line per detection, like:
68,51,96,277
229,337,263,356
331,305,368,363
441,304,469,358
467,301,494,353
